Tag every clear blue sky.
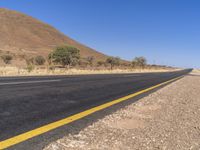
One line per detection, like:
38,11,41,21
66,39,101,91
0,0,199,68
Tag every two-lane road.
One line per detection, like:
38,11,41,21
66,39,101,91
0,69,191,149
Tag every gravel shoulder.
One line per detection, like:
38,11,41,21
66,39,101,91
44,71,200,150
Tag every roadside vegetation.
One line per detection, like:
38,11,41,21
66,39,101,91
106,56,120,70
48,46,80,68
131,57,147,69
0,45,173,75
1,54,13,64
34,56,46,66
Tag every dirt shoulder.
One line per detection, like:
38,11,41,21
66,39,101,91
44,71,200,150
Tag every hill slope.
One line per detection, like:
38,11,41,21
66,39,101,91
0,8,107,64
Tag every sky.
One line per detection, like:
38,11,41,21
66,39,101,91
0,0,200,68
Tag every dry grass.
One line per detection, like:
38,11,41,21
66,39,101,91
192,69,200,73
0,66,176,76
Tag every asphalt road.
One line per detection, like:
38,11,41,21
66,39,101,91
0,69,191,149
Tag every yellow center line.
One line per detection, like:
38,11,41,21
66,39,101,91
0,75,184,149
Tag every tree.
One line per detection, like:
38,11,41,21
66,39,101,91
49,46,80,67
34,56,46,65
1,54,13,64
106,57,120,70
86,56,94,67
132,57,147,68
131,60,137,68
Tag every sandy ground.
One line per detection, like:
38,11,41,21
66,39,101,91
0,66,175,76
44,71,200,150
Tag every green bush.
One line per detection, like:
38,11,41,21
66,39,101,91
49,46,80,67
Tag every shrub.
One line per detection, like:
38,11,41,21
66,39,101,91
34,56,46,65
27,64,34,73
25,57,35,72
1,54,13,64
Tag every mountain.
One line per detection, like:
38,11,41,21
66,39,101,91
0,8,107,65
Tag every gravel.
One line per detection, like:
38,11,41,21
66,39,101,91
44,72,200,150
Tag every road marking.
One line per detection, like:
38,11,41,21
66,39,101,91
0,75,184,149
0,80,61,86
